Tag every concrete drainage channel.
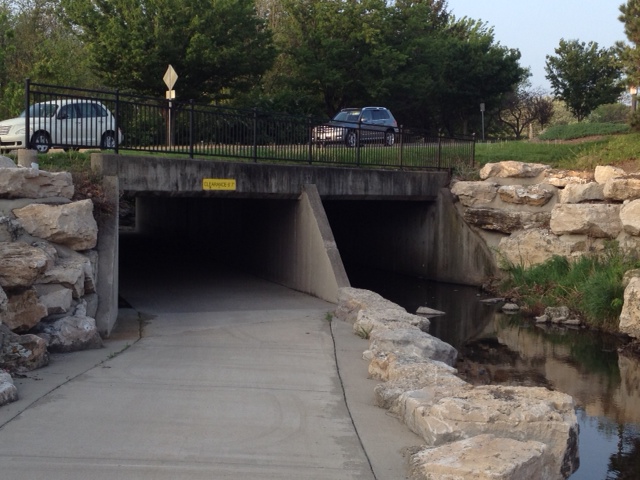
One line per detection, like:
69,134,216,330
333,287,579,480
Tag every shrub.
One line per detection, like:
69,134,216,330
499,243,640,330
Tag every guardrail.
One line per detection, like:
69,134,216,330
23,80,475,171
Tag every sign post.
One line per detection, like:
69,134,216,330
480,102,485,142
163,65,178,147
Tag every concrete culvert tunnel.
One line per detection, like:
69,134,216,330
93,154,496,334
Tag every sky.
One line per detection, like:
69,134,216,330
447,0,627,91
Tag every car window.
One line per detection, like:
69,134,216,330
334,110,361,122
77,103,109,118
21,103,57,118
361,110,373,122
372,110,389,121
58,104,79,120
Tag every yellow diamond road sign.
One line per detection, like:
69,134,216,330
163,65,178,91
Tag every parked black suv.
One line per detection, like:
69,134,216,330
312,107,398,147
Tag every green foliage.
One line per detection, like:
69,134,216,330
60,0,276,102
545,39,624,121
475,139,608,167
588,102,632,123
500,244,640,330
539,122,631,140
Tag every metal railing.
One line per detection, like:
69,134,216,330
23,80,475,171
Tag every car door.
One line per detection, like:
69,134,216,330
77,102,106,147
55,103,82,148
359,109,374,141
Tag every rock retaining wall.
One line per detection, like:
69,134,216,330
335,286,579,480
0,157,103,407
451,161,640,338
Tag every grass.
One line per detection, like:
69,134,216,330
475,132,640,171
500,243,640,330
538,122,631,141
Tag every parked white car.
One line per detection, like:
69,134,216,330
0,99,123,153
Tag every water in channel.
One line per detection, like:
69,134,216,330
346,265,640,480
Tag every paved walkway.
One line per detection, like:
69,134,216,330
0,258,421,479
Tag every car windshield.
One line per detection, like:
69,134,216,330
19,103,58,118
333,110,361,123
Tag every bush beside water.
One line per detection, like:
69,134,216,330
499,243,640,331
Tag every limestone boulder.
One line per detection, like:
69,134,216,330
0,370,18,407
0,285,7,316
450,181,498,207
35,313,103,352
369,351,459,383
13,199,97,250
479,161,550,180
550,204,622,238
0,215,22,242
604,176,640,201
0,155,16,168
544,169,593,188
595,165,626,184
398,385,579,479
623,269,640,289
0,241,50,288
354,308,430,336
559,182,605,204
620,277,640,339
0,167,73,199
368,327,458,366
334,287,407,324
464,208,550,234
621,200,640,236
0,325,49,372
37,244,96,298
409,435,550,480
34,284,73,315
496,229,574,268
3,288,47,333
497,184,555,206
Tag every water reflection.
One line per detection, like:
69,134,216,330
346,265,640,480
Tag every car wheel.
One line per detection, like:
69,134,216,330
101,132,117,149
345,130,358,148
384,130,395,146
31,131,51,154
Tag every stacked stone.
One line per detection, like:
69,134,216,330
0,156,103,407
334,286,579,480
451,161,640,336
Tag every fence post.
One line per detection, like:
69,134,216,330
114,89,119,154
437,129,442,170
307,115,313,165
24,78,31,149
189,99,194,159
253,107,258,163
356,120,361,167
471,133,476,168
399,125,404,170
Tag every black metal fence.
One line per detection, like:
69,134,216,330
22,80,475,171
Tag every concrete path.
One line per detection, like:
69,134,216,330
0,257,421,479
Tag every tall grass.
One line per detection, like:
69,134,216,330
500,243,640,330
475,133,640,171
539,122,631,140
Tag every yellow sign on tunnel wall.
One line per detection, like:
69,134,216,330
202,179,237,191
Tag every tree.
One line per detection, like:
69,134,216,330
619,0,640,87
0,0,96,117
497,83,554,139
270,0,394,115
60,0,276,102
545,39,623,121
